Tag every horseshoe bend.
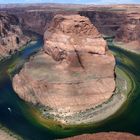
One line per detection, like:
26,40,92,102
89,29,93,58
12,14,119,124
1,3,140,140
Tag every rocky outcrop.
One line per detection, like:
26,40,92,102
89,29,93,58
115,24,140,43
61,132,140,140
79,11,125,37
115,12,140,42
13,14,115,124
17,11,55,35
0,13,29,60
3,5,140,52
44,14,106,57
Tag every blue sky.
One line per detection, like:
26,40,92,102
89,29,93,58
0,0,140,4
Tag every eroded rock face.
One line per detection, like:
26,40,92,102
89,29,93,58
115,24,140,43
3,5,140,51
61,132,140,140
17,11,54,35
113,12,140,51
80,9,140,51
80,11,125,37
44,14,106,59
0,13,29,60
13,15,115,123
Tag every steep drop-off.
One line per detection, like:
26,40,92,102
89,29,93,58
11,6,140,52
5,5,140,52
80,9,140,51
79,11,125,37
0,13,30,60
17,11,54,35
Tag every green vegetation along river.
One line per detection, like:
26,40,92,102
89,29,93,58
0,37,140,140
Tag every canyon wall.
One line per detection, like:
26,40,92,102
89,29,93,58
4,5,139,50
80,9,140,51
9,7,140,52
14,11,78,35
80,10,140,41
17,11,54,35
79,11,125,37
0,13,29,60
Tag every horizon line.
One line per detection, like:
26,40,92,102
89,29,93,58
0,2,140,5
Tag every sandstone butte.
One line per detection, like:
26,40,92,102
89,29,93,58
12,15,115,123
0,13,29,60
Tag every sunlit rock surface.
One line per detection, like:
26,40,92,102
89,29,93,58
13,15,115,121
0,13,29,60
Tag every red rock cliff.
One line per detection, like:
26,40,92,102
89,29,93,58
0,13,29,60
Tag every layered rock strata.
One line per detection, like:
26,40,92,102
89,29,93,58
79,11,125,37
115,23,140,52
13,15,115,124
3,5,140,53
0,13,29,60
80,9,140,52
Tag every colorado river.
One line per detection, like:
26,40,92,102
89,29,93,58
0,36,140,140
